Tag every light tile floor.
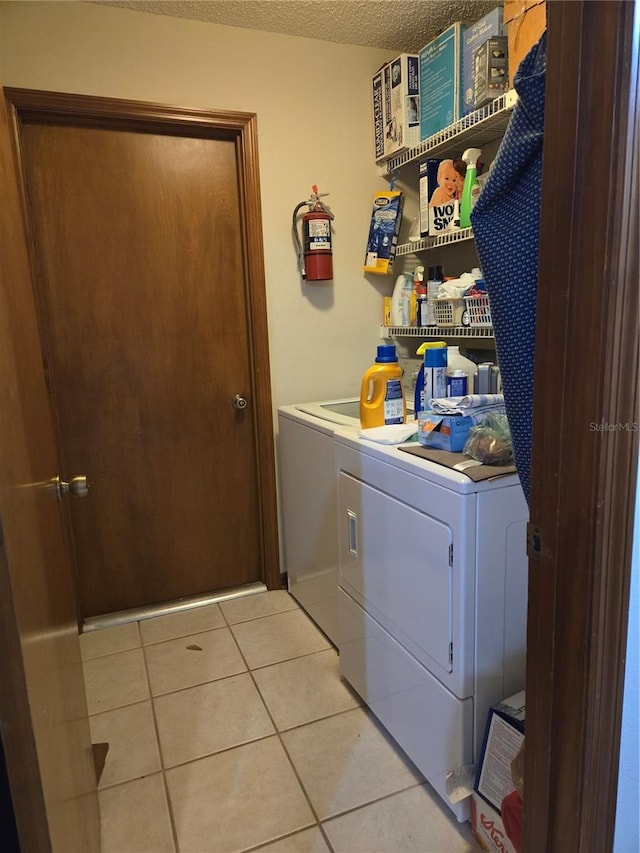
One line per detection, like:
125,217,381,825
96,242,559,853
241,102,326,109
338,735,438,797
81,590,477,853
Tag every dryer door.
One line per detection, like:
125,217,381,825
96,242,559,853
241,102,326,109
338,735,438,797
338,471,453,677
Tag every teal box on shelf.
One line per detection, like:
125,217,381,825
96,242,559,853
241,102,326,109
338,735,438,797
417,411,474,452
419,22,466,140
462,7,504,115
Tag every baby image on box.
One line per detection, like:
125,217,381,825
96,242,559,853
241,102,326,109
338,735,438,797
429,158,466,207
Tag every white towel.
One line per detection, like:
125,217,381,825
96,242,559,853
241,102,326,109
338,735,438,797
436,270,482,299
359,423,419,444
428,394,506,423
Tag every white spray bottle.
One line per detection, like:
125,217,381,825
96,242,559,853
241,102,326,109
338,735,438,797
459,147,482,229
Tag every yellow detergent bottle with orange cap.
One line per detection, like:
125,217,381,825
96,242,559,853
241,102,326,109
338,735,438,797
359,344,407,428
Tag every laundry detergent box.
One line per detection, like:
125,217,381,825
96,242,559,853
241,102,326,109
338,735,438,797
417,411,473,451
363,189,404,275
474,36,509,110
372,66,385,162
470,793,517,853
474,691,526,815
462,7,504,114
372,55,419,162
383,54,420,159
419,158,464,236
419,22,466,140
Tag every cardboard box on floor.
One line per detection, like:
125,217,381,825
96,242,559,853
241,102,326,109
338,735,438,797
474,691,525,812
471,793,517,853
503,0,547,85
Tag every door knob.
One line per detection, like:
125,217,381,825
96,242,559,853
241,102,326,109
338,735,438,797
232,394,248,410
53,475,89,501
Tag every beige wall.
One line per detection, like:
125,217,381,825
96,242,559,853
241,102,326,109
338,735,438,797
0,0,398,408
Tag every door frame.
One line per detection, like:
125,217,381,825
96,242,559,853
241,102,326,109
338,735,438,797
526,1,639,850
5,88,281,595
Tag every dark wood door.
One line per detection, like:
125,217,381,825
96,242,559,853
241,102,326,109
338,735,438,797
0,87,99,851
10,94,279,619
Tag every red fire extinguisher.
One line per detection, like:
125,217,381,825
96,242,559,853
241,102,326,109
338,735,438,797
292,185,334,281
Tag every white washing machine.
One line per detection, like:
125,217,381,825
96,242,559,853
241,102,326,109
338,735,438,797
333,427,529,821
277,400,361,645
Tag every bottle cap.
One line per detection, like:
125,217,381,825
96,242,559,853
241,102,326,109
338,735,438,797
416,341,448,368
416,341,447,355
375,344,398,363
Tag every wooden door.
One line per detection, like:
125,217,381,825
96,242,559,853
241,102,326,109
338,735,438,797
7,91,280,619
0,88,99,851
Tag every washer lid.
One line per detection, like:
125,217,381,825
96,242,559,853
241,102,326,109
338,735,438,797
294,399,360,426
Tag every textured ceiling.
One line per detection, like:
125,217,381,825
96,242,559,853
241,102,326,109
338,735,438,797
91,1,500,53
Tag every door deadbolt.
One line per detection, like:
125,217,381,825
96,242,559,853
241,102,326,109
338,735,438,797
53,475,89,501
232,394,248,410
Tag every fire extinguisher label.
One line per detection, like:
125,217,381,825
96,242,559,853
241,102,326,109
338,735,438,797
307,219,331,250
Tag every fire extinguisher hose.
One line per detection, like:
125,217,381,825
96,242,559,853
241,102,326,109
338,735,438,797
292,201,308,277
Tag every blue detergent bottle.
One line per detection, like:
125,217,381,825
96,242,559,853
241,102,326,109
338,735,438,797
414,341,448,414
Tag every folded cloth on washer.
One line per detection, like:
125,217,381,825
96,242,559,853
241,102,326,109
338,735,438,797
429,394,505,423
358,423,419,444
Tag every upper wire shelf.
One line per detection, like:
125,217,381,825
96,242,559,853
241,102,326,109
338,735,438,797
396,227,474,256
380,89,518,175
380,324,494,340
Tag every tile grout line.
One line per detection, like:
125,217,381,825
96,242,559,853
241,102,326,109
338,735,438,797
90,593,430,852
222,598,424,851
224,601,431,848
320,779,428,826
138,619,182,853
221,601,332,850
136,596,326,851
89,592,456,853
134,703,363,777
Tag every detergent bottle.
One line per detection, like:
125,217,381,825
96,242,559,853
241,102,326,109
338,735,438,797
447,345,478,394
390,272,414,326
414,341,448,414
360,344,406,428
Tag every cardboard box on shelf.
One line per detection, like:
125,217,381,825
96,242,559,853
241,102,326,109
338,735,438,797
372,54,420,162
363,190,404,275
471,792,517,853
385,54,420,158
473,36,509,110
503,0,546,85
419,158,465,236
474,691,525,815
462,7,504,115
372,66,385,162
419,22,466,140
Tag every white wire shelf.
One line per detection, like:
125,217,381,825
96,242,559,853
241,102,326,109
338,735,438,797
396,227,474,256
380,324,494,340
380,89,518,174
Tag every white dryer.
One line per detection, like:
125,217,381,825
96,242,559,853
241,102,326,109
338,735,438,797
333,428,529,821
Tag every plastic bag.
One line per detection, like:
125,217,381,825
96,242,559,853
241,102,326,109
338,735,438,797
463,412,513,465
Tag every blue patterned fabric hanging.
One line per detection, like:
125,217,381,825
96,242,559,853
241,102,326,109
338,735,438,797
471,32,547,507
